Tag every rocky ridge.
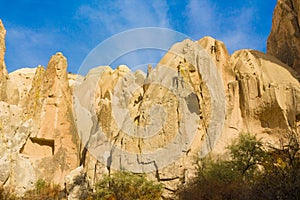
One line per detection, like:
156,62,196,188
0,3,300,197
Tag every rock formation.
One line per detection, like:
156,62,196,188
0,19,8,101
73,36,300,196
0,49,80,195
267,0,300,75
0,9,300,197
20,52,80,186
73,40,226,193
214,49,300,154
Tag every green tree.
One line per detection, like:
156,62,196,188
227,133,266,180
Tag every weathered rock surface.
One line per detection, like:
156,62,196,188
20,52,79,185
73,39,227,195
0,19,8,102
213,48,300,154
0,101,35,195
70,36,300,198
7,68,37,105
0,51,80,196
267,0,300,75
65,166,88,200
0,15,300,198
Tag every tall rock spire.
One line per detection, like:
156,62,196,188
0,19,8,101
21,52,79,186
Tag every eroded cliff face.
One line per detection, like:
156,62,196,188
213,48,300,154
20,53,79,185
0,50,79,195
0,16,299,197
74,39,226,193
73,37,300,196
267,0,300,75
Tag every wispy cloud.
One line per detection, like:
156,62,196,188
5,24,91,73
5,25,62,71
76,0,171,34
185,0,266,53
186,0,215,34
75,0,176,72
2,1,274,74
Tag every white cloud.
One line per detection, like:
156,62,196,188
5,26,62,71
77,0,171,34
186,0,215,34
185,0,265,53
75,1,176,72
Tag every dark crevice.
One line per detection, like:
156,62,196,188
159,176,180,181
136,156,160,182
134,94,143,106
79,147,88,166
296,114,300,122
164,187,176,193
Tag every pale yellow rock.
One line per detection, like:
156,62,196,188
198,36,236,87
0,19,8,101
211,49,300,154
7,68,37,105
0,17,300,198
267,0,300,75
68,72,84,91
74,39,226,196
0,101,35,196
21,53,80,186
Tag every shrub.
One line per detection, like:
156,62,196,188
94,171,163,200
24,179,62,199
35,179,47,195
178,156,252,200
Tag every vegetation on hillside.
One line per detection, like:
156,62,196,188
94,171,162,200
1,132,299,200
0,172,162,200
178,132,300,200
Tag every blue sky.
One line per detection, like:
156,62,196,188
0,0,277,74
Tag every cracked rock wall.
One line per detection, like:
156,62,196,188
0,14,300,198
267,0,300,76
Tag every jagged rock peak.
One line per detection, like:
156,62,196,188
45,52,68,80
267,0,300,74
198,36,229,54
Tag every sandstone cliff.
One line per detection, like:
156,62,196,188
0,13,299,198
73,39,226,193
267,0,300,75
20,52,79,185
0,44,80,195
72,36,300,195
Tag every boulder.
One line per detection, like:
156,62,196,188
65,166,88,200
